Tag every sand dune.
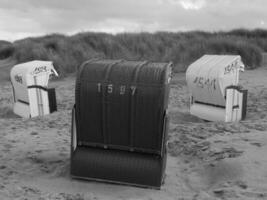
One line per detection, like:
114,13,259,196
1,66,267,199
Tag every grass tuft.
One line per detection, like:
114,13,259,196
1,29,267,75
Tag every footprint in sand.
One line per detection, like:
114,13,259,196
250,142,263,147
185,159,244,192
3,143,13,153
203,160,244,188
240,191,267,199
0,165,7,170
30,131,38,136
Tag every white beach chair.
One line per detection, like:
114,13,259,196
186,55,247,122
10,60,58,118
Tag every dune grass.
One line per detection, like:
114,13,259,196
0,29,266,75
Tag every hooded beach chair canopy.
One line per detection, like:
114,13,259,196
186,55,247,122
186,55,244,107
10,60,58,118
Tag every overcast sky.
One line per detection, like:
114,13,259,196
0,0,267,41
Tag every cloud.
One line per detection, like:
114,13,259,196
169,0,206,10
179,0,206,10
0,0,267,41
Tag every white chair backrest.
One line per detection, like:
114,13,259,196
186,55,244,106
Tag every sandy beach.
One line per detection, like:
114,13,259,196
1,64,267,200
